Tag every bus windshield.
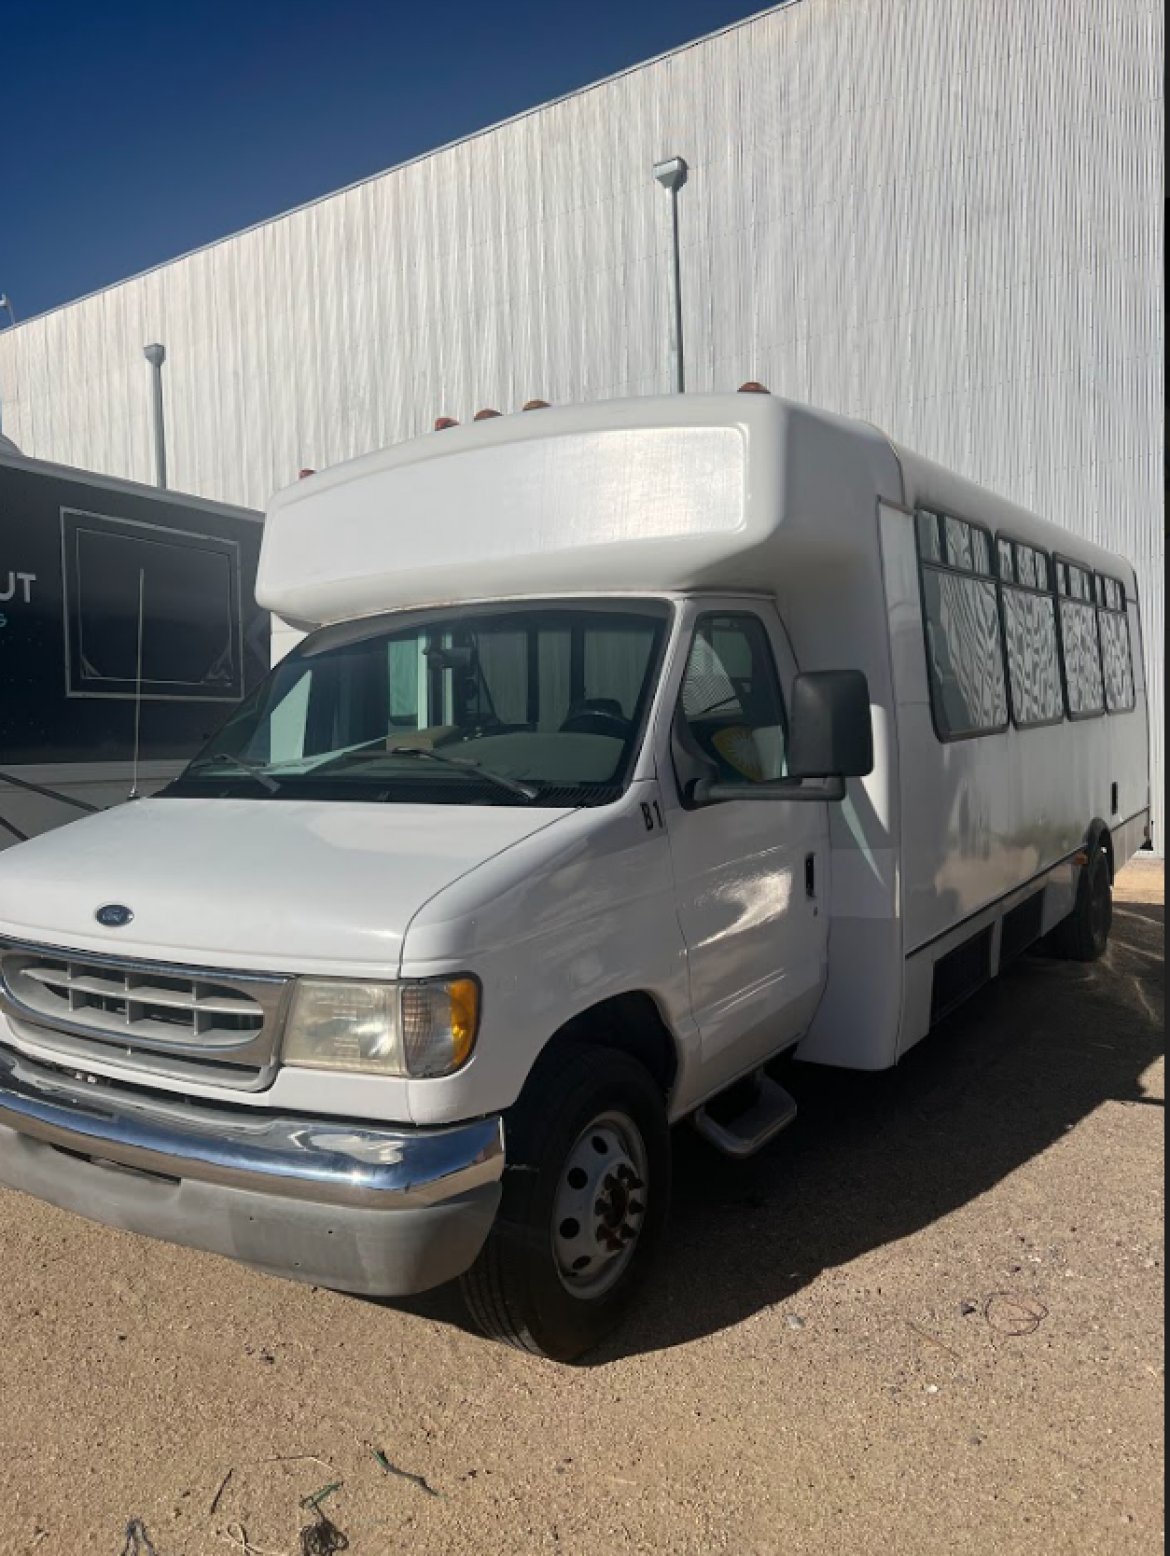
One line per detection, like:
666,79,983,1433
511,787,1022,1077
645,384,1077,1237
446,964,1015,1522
165,600,671,808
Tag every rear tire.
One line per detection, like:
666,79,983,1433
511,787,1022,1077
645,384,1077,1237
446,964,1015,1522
460,1045,670,1361
1046,844,1112,962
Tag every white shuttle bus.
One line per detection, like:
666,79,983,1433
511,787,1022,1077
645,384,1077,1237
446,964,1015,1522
0,393,1150,1359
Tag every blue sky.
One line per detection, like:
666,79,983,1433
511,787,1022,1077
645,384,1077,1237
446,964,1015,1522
2,0,774,324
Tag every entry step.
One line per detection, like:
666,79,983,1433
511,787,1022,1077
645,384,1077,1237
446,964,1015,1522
693,1070,798,1159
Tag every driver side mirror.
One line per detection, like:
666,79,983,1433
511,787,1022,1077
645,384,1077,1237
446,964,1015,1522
787,670,874,780
680,668,873,807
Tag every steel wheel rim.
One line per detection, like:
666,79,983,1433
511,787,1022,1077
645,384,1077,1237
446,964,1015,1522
552,1109,649,1298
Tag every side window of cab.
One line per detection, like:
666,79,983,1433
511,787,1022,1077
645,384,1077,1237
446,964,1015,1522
675,613,789,787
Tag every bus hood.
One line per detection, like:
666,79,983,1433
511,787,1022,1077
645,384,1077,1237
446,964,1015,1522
0,797,574,973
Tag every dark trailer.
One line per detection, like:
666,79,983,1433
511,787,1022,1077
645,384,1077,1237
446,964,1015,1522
0,446,268,848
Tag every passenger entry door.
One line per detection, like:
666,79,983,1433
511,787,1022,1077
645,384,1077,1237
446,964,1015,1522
659,604,830,1098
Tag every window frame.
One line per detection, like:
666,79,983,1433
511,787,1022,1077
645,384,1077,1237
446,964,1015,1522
672,608,791,802
994,534,1064,732
914,509,1011,745
1093,568,1137,715
1052,551,1107,722
60,505,245,705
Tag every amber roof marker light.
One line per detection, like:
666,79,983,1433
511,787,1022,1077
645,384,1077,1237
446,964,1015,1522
521,399,550,411
737,381,770,394
433,416,459,431
473,408,502,421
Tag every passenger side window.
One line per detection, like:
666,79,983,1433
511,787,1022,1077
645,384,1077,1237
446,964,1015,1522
1095,574,1136,713
999,540,1063,727
677,614,788,785
1056,560,1105,718
916,510,1009,740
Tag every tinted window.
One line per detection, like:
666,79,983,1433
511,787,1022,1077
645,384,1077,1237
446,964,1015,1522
1056,561,1104,717
998,538,1062,727
916,511,1009,739
63,509,241,702
1097,575,1136,713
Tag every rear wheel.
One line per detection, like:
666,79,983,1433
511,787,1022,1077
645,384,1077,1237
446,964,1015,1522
460,1045,670,1361
1046,844,1112,961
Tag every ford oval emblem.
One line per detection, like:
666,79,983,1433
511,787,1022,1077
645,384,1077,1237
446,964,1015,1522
95,903,134,928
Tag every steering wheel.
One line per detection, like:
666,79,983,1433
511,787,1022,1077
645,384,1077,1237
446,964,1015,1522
559,705,632,739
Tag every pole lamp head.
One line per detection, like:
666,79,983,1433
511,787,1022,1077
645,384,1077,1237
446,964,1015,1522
652,157,688,192
144,343,166,367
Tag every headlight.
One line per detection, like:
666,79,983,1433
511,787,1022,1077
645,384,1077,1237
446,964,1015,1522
282,976,479,1078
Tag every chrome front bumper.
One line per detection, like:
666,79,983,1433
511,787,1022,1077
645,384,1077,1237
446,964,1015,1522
0,1045,505,1295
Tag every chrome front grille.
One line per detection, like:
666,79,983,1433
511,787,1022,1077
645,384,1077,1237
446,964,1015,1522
0,941,291,1091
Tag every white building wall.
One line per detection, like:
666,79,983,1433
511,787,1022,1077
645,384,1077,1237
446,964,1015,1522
0,0,1162,844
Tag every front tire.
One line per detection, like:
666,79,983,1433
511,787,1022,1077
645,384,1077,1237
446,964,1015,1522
1046,844,1112,961
460,1045,670,1361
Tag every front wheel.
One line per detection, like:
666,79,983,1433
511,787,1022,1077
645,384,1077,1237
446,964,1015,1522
460,1046,670,1361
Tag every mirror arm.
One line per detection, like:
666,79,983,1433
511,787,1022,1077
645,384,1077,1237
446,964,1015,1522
693,775,846,804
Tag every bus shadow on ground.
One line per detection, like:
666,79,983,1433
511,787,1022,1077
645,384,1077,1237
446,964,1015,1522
400,895,1164,1361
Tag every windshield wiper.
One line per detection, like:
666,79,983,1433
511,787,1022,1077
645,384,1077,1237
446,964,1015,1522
186,752,281,793
387,746,538,801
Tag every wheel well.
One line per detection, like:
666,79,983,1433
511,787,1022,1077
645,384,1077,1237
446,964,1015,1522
529,993,680,1099
1086,817,1115,882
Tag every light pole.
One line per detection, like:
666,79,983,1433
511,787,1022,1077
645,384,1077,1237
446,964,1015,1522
653,157,688,394
0,295,15,329
144,342,167,489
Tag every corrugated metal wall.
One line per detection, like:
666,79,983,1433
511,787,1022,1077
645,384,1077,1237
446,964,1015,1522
0,0,1162,844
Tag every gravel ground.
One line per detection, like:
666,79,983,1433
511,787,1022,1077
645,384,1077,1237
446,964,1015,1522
0,860,1162,1556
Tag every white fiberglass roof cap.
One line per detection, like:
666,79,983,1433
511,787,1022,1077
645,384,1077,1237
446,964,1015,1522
256,393,903,627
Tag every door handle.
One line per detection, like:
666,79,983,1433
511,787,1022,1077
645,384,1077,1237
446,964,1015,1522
805,853,816,899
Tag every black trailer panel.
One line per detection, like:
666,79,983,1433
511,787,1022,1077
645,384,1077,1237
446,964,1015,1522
0,458,268,768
